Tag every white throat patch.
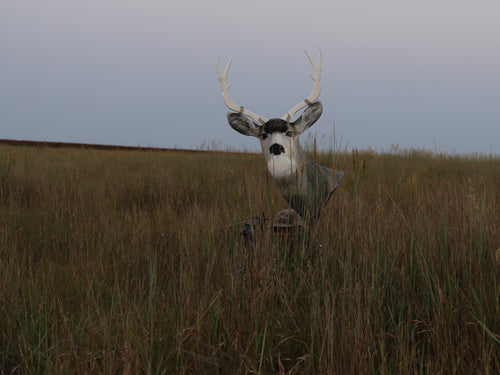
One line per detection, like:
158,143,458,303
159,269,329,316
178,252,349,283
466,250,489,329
266,155,299,178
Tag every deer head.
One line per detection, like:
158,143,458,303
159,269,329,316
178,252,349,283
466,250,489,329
217,50,344,221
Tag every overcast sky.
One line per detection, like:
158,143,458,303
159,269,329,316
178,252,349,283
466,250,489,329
1,0,499,154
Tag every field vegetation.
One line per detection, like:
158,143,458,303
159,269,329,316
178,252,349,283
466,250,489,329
0,143,499,374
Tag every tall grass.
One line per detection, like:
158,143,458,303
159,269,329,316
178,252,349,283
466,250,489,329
0,144,499,374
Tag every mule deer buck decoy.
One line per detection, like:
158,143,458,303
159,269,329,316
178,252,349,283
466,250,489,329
217,50,344,223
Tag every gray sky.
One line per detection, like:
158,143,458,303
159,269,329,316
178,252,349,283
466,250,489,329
1,0,499,154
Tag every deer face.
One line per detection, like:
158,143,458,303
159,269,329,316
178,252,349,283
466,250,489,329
227,101,323,178
218,50,323,176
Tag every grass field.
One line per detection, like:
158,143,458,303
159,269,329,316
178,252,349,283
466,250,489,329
0,143,499,374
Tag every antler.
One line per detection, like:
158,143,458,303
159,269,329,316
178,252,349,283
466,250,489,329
216,59,267,125
281,49,322,122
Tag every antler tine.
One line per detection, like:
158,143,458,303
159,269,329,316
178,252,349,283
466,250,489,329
281,49,322,122
216,59,267,125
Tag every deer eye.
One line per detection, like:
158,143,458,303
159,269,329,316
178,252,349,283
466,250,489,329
286,131,293,137
260,133,268,140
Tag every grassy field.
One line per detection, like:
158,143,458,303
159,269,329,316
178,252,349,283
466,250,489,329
0,143,499,374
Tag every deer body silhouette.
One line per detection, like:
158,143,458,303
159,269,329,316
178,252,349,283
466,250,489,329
217,50,344,222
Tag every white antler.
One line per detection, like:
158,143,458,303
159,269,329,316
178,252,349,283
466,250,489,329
216,59,267,125
281,49,322,122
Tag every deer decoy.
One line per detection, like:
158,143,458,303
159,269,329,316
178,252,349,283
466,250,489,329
217,50,344,222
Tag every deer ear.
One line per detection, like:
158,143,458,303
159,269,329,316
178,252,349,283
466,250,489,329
227,113,260,137
292,101,323,134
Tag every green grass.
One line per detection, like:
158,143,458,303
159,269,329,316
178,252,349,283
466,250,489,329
0,144,499,374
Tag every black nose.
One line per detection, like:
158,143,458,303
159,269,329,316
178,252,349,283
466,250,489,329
270,143,285,155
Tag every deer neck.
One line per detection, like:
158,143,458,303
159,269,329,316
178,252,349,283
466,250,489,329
263,143,344,220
